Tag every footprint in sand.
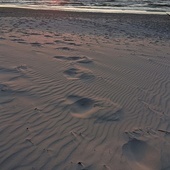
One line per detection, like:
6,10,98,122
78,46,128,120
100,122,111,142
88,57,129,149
44,34,53,38
54,55,93,64
63,67,95,80
56,47,75,51
0,37,6,40
67,42,81,46
11,38,26,44
124,127,170,170
30,42,42,47
122,138,160,170
124,128,158,140
0,84,9,93
61,95,122,121
44,42,55,45
15,65,28,71
69,97,97,119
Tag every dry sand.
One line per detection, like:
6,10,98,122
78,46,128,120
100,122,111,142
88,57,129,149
0,7,170,170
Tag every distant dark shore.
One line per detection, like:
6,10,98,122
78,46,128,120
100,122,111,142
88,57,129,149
0,7,170,41
0,6,170,18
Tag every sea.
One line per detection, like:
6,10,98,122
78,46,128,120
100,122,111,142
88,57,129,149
0,0,170,14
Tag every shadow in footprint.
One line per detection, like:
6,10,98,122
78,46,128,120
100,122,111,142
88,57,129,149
70,97,97,118
62,95,122,121
0,37,6,40
0,84,9,92
68,42,81,46
54,55,93,64
122,138,160,170
30,42,42,47
56,47,75,51
16,65,28,71
64,67,95,80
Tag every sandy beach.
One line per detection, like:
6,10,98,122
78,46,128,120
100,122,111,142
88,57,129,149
0,7,170,170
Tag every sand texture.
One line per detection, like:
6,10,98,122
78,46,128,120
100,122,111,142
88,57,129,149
0,8,170,170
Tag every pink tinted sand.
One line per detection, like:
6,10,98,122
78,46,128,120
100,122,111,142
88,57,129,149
0,8,170,170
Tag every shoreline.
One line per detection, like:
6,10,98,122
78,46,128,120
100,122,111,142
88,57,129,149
0,6,170,19
0,4,170,15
